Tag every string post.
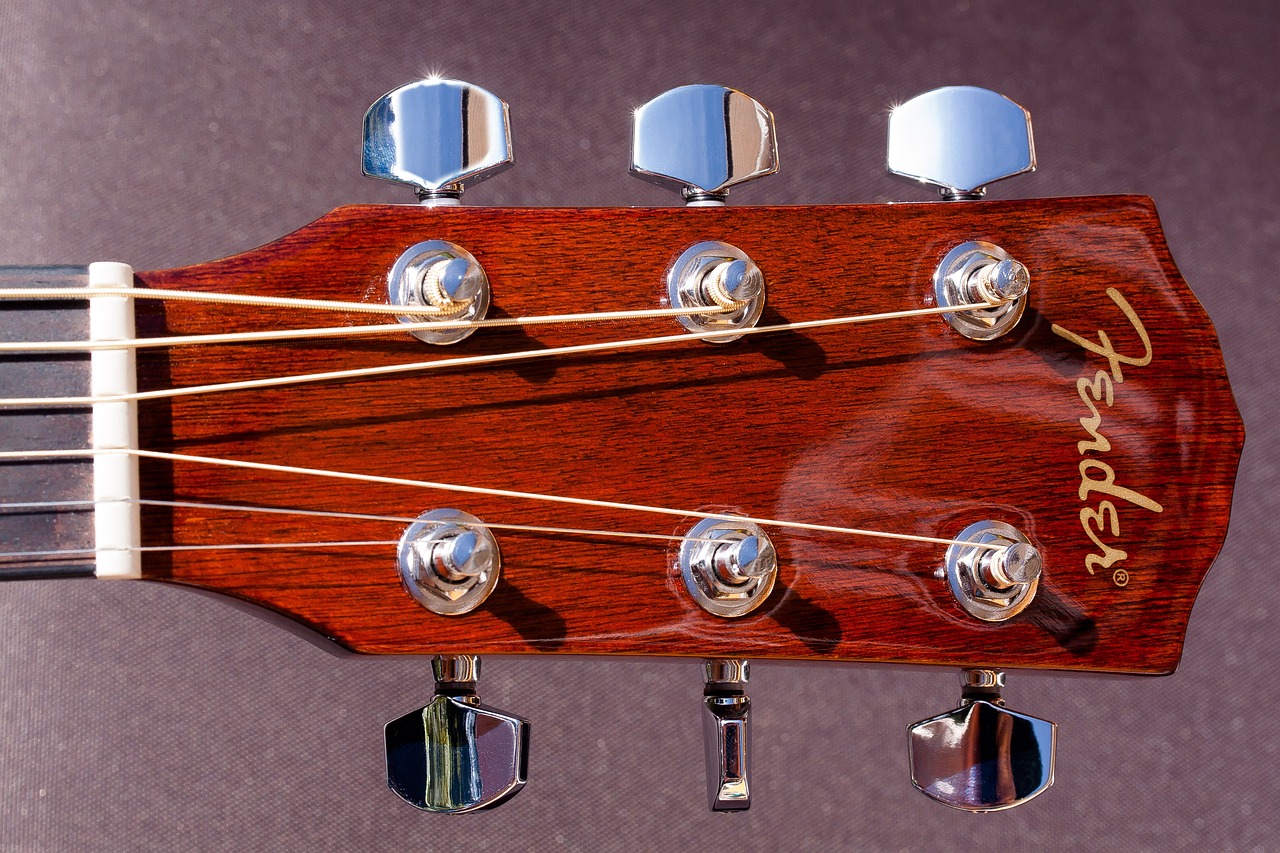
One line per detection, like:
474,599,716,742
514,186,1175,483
933,241,1031,342
711,532,770,586
679,516,777,618
668,242,767,343
389,241,491,345
397,508,501,616
943,520,1042,622
973,258,1030,304
702,258,763,309
980,541,1042,591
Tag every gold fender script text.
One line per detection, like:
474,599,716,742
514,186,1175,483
1051,288,1163,586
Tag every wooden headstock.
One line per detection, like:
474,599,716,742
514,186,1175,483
0,78,1246,818
127,196,1241,676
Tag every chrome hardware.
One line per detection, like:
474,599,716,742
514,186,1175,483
908,669,1056,812
933,241,1030,341
385,655,530,813
388,240,490,345
397,509,501,615
679,516,777,618
667,241,766,342
630,84,778,205
887,86,1035,200
432,653,481,684
702,658,752,811
944,520,1042,622
363,78,513,204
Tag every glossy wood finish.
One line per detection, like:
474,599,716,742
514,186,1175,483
132,198,1243,674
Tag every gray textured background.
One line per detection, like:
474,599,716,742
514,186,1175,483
0,1,1275,850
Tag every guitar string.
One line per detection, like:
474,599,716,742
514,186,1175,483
0,542,403,559
0,497,714,548
0,300,1002,408
0,286,543,315
0,447,1003,552
0,305,734,353
0,292,1011,558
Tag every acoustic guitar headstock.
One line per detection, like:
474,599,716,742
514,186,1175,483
6,80,1241,815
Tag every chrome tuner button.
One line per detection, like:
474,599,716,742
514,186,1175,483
908,669,1056,812
702,658,752,811
363,78,513,205
388,240,491,345
630,84,778,205
887,86,1035,200
397,509,501,615
385,655,531,814
933,241,1030,341
945,520,1042,622
667,241,766,342
679,517,777,618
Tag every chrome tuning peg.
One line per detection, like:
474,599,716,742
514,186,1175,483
364,80,507,342
397,509,502,612
908,669,1056,812
363,78,513,205
887,86,1035,200
702,658,752,811
630,84,778,205
385,655,530,813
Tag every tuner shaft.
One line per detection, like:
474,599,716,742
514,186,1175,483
702,658,752,811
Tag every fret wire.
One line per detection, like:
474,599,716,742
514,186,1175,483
0,300,1004,408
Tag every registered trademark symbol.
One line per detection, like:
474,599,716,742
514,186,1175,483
1113,568,1130,587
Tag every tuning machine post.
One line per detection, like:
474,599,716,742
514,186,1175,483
675,515,775,812
363,78,512,343
631,84,775,341
888,87,1037,340
944,520,1042,622
396,508,502,616
386,513,526,814
908,668,1056,811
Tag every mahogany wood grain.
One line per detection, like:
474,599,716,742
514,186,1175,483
131,197,1243,674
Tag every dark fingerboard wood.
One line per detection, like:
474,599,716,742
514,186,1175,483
0,266,96,579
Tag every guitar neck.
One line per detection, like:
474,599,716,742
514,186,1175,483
0,266,97,579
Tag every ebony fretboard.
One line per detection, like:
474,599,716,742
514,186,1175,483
0,266,96,580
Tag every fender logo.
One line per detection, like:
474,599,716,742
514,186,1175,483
1051,288,1163,586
